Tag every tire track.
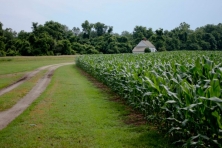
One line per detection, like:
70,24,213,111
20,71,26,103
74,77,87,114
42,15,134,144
0,63,71,96
0,63,73,130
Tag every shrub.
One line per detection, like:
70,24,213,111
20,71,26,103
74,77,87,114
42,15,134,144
0,50,6,57
144,47,151,53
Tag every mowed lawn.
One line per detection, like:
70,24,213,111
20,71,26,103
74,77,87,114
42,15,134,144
0,55,76,75
0,55,75,89
0,65,172,148
0,70,47,111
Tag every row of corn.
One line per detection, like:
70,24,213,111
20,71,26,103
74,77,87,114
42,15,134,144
76,51,222,147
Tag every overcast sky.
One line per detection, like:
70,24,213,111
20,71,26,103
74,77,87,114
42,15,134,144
1,0,222,34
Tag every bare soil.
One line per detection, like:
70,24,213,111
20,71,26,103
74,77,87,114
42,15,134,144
0,63,73,130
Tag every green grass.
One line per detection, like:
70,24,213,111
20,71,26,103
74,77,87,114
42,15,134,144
0,55,76,75
0,72,25,89
0,55,76,89
0,65,172,148
0,70,47,111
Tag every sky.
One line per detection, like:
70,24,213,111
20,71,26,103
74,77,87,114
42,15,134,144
1,0,222,34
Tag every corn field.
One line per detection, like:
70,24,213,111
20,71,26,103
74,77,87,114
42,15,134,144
76,51,222,147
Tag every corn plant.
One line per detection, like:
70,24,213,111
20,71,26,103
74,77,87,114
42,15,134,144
76,51,222,147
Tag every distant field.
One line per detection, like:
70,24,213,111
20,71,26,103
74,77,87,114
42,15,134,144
0,56,76,89
0,55,76,75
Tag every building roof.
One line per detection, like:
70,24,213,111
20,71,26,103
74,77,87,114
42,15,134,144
142,40,155,48
132,40,156,52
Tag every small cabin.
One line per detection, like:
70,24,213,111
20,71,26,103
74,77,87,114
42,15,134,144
132,39,157,53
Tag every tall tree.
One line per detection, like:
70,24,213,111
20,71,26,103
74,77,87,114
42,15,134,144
132,26,154,45
107,26,113,34
31,22,39,32
18,30,30,40
94,22,107,36
72,27,81,36
0,22,3,36
0,22,5,55
81,20,93,38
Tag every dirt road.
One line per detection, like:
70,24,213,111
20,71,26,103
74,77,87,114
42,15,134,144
0,63,73,130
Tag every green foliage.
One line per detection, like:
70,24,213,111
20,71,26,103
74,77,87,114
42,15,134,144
3,28,17,41
76,51,222,147
0,56,75,75
133,26,153,45
158,46,166,52
0,65,172,147
94,22,107,36
17,30,29,40
144,47,151,53
81,20,93,39
0,22,3,36
0,40,5,51
17,39,32,56
0,50,6,57
1,20,222,56
72,27,80,36
6,49,19,56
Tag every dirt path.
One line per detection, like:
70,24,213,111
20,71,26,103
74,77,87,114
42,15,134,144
0,63,72,96
0,63,73,130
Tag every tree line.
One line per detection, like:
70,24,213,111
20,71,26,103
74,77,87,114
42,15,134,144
0,20,222,56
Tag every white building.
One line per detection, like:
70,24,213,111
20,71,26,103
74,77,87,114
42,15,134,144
132,39,157,53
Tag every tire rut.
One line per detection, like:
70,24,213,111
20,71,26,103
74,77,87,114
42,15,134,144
0,63,72,96
0,62,73,130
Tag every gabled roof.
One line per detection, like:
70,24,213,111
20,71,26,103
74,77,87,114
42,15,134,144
137,40,155,48
132,40,156,52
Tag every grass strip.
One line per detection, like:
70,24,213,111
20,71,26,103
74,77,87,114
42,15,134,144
0,70,47,111
0,65,172,147
0,72,25,89
0,55,76,75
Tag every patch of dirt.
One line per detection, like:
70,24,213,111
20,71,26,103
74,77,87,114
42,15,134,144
0,62,73,130
15,75,27,82
77,67,147,126
47,71,54,78
124,108,147,126
0,63,71,97
0,75,28,96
